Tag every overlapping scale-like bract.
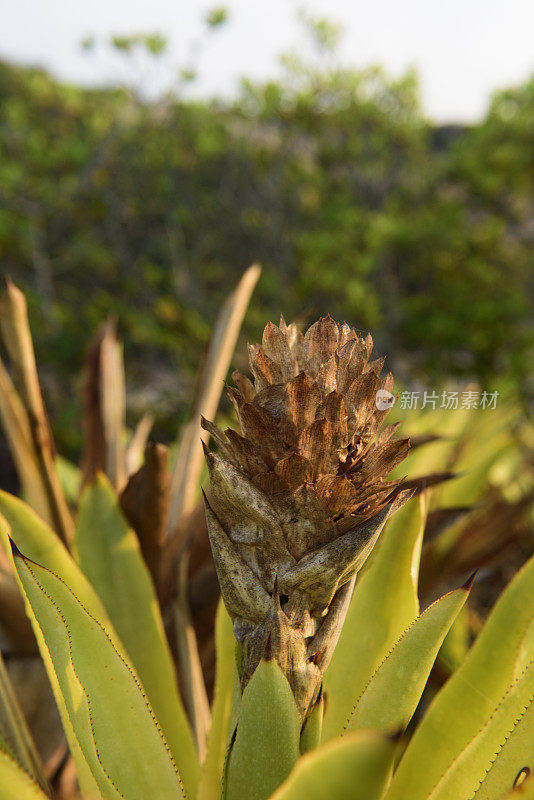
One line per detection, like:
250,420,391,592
202,316,411,719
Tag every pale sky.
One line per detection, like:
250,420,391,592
1,0,533,122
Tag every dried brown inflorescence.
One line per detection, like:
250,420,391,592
202,316,411,720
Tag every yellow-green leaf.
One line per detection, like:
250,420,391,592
0,650,49,794
198,601,236,800
346,582,471,734
0,491,103,615
11,542,185,800
0,493,124,798
270,731,395,800
430,664,533,800
434,405,517,507
300,691,324,754
386,554,534,800
0,749,49,800
55,455,81,506
474,704,534,800
74,475,198,796
323,495,426,739
226,659,300,800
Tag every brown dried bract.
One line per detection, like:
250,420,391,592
202,316,410,720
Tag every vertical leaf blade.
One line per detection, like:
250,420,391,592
74,475,199,797
11,543,185,800
167,263,261,538
386,554,534,800
323,495,426,739
226,659,300,800
346,583,471,734
0,650,49,794
428,663,533,800
197,601,236,800
0,279,74,544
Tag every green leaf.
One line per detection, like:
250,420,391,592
226,658,300,800
300,691,324,754
0,490,113,797
386,554,534,800
74,475,198,796
270,730,395,800
392,406,471,479
346,582,471,734
0,749,49,800
476,705,533,800
198,601,236,800
11,541,186,800
323,495,426,739
0,492,187,799
437,602,471,674
433,404,517,507
429,663,533,800
0,490,104,615
55,455,81,506
0,650,49,794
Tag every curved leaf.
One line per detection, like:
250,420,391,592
0,493,109,798
226,658,300,800
0,650,49,794
74,475,198,796
386,554,534,800
323,495,426,739
11,542,185,800
0,491,103,614
346,582,471,734
426,663,533,800
0,749,49,800
198,601,236,800
270,731,395,800
474,701,533,800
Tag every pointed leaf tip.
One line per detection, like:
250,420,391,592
8,536,22,558
201,439,215,465
462,569,479,591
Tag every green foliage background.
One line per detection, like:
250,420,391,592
0,30,533,453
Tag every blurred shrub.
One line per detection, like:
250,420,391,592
0,54,533,453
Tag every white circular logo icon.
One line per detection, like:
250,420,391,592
375,389,395,411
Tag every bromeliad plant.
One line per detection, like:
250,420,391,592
0,298,533,800
201,317,412,722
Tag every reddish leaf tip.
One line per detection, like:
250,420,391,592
462,569,479,591
8,537,22,558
